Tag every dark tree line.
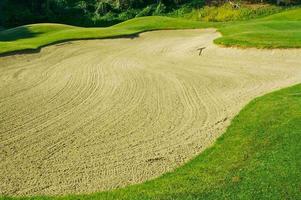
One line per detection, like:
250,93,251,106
0,0,201,27
0,0,191,27
0,0,300,28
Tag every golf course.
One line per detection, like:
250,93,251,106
0,1,300,200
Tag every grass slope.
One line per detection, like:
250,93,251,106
0,8,301,55
0,17,211,55
215,8,301,48
2,84,300,200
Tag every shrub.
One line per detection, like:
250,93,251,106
118,9,139,21
153,2,167,15
168,5,193,17
95,2,112,15
136,5,155,17
186,3,284,22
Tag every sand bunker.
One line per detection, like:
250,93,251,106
0,29,301,196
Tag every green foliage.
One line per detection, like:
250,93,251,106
136,5,156,17
95,1,112,15
2,0,301,29
168,5,193,17
153,2,167,15
3,0,297,28
91,12,122,27
118,9,140,20
208,0,301,5
0,0,197,28
187,3,284,22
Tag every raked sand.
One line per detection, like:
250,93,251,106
0,29,301,196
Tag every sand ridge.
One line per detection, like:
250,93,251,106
0,29,301,196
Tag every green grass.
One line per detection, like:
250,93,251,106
263,8,301,21
215,8,301,48
2,84,300,200
0,17,212,55
185,4,284,22
0,7,301,55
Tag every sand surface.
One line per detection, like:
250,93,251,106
0,29,301,196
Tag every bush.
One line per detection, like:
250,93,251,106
153,2,167,15
100,11,118,21
118,9,139,21
95,2,112,15
91,14,121,26
136,5,156,17
186,3,284,22
170,5,193,17
0,0,292,28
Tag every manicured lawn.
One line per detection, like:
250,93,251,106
216,20,301,48
216,10,301,48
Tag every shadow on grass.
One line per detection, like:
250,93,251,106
0,48,41,58
0,26,42,41
0,32,141,57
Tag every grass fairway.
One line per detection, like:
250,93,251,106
215,10,301,48
0,8,301,55
2,83,300,199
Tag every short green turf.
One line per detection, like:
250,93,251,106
215,8,301,48
2,85,300,200
0,8,301,55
